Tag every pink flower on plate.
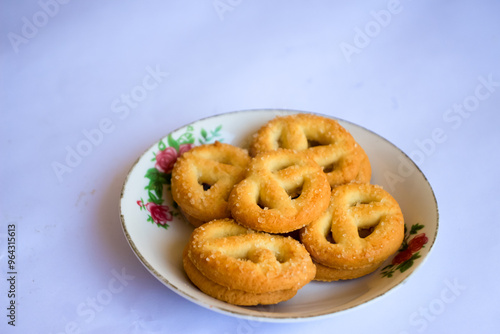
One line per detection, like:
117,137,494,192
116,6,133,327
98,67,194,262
154,144,194,174
155,147,178,173
145,202,173,226
408,233,428,253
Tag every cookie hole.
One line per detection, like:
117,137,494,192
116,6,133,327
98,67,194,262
276,136,285,149
358,227,375,238
198,177,214,191
257,197,270,210
286,184,303,200
350,200,373,207
307,139,323,148
322,162,337,173
274,252,287,263
246,248,286,264
326,233,336,244
350,194,379,207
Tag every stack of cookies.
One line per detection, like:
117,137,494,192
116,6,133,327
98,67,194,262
182,218,316,306
171,113,405,306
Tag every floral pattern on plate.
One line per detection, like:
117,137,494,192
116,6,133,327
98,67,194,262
381,223,429,277
137,124,223,228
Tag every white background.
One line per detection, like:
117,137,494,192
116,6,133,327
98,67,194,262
2,1,500,333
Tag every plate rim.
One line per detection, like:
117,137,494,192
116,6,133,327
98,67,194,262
119,108,439,322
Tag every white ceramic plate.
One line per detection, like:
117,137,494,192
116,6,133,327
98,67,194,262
120,109,439,322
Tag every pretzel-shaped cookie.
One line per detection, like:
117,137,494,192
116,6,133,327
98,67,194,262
183,247,297,305
186,219,316,294
249,113,371,186
300,182,404,279
228,149,331,233
171,141,250,225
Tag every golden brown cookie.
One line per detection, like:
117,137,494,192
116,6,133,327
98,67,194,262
228,149,331,233
300,182,404,280
186,219,316,294
171,141,250,226
249,113,371,187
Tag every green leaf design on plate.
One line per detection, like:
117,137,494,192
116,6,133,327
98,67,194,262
158,139,167,151
409,223,424,235
198,125,223,144
167,134,179,151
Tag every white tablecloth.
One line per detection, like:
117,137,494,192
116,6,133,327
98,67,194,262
2,1,499,333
